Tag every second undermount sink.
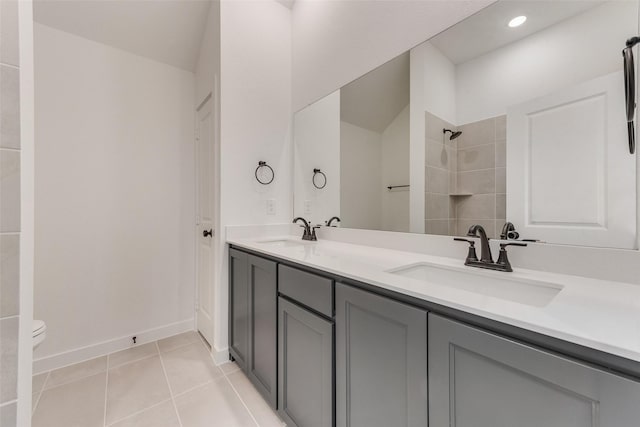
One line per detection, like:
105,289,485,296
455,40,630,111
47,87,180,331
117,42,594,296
387,262,563,307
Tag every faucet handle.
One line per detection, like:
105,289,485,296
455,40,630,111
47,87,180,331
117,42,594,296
454,237,475,245
453,238,479,263
499,242,527,248
496,242,527,272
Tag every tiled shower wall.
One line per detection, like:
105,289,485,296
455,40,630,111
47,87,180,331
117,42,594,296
424,111,457,235
424,112,507,238
0,0,21,425
454,115,506,238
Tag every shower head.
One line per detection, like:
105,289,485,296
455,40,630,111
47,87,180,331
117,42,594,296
443,128,462,140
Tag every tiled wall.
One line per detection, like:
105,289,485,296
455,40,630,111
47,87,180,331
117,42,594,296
424,111,457,235
455,115,506,238
424,111,507,238
0,0,21,425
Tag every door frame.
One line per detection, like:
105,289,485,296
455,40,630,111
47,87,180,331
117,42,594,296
194,86,220,347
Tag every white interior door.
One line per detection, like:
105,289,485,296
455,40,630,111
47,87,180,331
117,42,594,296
196,96,216,345
507,71,637,249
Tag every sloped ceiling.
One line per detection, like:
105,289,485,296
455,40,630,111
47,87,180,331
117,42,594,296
34,0,212,71
341,51,410,134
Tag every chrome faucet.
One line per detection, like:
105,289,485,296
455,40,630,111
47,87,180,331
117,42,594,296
293,217,318,241
454,224,527,272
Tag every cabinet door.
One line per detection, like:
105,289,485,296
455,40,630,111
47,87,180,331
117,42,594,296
335,283,428,427
278,297,333,427
229,249,249,370
248,254,278,408
429,314,640,427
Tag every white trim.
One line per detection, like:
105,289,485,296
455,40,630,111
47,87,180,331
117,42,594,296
211,345,229,366
17,1,35,426
32,318,194,374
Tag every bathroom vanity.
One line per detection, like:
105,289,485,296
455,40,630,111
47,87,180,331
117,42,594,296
227,237,640,427
226,1,640,425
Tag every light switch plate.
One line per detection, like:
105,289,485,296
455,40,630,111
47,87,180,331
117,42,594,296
267,199,276,215
304,200,312,214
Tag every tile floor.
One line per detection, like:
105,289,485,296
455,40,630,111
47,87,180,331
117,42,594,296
31,332,285,427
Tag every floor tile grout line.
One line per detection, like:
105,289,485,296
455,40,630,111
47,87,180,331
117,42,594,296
35,332,194,387
222,374,261,427
221,365,241,377
171,378,216,400
31,371,51,415
39,343,159,393
39,369,109,392
156,341,184,427
103,354,110,427
32,333,193,384
104,398,174,427
0,400,17,409
158,334,203,355
109,351,159,371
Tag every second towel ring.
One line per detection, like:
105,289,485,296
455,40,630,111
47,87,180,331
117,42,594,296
255,161,274,185
313,168,327,189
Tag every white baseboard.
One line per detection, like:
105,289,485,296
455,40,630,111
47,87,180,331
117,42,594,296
33,318,194,374
212,345,230,366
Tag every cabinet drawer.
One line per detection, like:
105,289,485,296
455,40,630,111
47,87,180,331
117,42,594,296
278,265,333,317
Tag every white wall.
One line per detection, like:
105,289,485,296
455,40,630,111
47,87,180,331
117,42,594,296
340,121,382,230
340,105,409,232
294,91,340,226
195,1,220,108
456,1,637,124
34,24,196,366
381,105,410,232
409,42,457,232
216,0,292,355
292,0,492,111
416,42,456,125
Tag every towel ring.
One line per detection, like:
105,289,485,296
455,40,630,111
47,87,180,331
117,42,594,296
313,168,327,189
255,161,274,185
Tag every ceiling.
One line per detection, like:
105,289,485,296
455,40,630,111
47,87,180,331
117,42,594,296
430,1,603,65
341,52,410,134
34,0,212,71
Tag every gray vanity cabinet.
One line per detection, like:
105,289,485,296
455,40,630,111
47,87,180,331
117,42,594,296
335,283,428,427
278,297,333,427
247,254,278,408
229,248,249,371
428,314,640,427
229,249,278,408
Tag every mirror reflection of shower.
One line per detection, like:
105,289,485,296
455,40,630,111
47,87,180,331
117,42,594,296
443,128,462,140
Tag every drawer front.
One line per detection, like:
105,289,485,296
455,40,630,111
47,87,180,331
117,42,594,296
279,265,333,317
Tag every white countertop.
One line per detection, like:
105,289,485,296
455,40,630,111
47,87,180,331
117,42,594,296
228,235,640,364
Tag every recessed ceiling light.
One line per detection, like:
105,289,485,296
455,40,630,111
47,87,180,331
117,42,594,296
508,15,527,28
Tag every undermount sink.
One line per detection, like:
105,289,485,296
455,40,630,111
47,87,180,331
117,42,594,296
255,239,309,248
387,262,563,307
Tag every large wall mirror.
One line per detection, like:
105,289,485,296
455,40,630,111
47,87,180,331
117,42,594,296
293,0,639,249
